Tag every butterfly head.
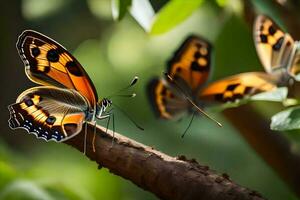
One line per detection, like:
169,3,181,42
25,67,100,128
96,98,112,118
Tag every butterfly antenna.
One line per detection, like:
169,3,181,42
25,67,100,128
164,72,222,127
112,103,144,131
107,76,139,98
182,111,196,138
113,93,136,98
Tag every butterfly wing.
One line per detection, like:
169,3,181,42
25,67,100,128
167,35,212,91
199,72,278,103
288,43,300,80
254,15,295,73
147,78,189,119
17,30,98,107
8,87,89,142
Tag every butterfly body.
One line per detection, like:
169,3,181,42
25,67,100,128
96,98,112,119
9,30,112,142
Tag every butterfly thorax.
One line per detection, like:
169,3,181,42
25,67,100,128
96,98,112,119
272,68,294,87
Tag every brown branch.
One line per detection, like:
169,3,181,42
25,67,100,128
64,123,265,200
223,104,300,198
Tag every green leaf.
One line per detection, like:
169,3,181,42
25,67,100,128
215,0,228,7
0,180,54,200
150,0,205,35
250,87,288,102
271,106,300,131
111,0,132,20
129,0,155,32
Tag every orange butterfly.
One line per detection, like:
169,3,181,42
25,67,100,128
8,30,134,144
253,14,300,84
147,35,278,128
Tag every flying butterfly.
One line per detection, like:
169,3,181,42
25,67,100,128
8,30,139,150
147,35,279,136
254,14,300,84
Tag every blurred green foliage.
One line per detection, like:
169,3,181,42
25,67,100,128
150,0,205,35
271,106,300,131
1,0,300,199
111,0,132,20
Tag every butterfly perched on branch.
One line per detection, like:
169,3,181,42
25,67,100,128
8,30,140,151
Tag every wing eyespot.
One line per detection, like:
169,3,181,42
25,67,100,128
198,58,207,67
194,51,201,59
66,61,83,76
200,47,208,55
260,34,268,43
191,61,200,71
226,83,239,91
272,37,284,51
24,99,34,107
47,49,59,62
268,25,276,35
31,47,40,57
46,116,56,125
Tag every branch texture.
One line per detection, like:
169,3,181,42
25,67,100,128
65,123,265,200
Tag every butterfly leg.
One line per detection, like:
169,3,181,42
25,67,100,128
92,120,97,152
181,111,196,138
112,113,115,146
105,115,111,133
83,122,88,154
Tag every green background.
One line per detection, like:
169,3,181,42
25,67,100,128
0,0,299,199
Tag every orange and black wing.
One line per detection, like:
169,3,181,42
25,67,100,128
199,72,278,103
147,78,189,119
17,30,98,107
254,15,295,74
8,86,88,142
167,35,212,91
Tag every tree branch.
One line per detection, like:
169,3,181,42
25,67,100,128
65,123,265,200
223,104,300,198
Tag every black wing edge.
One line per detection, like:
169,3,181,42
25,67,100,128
7,103,65,142
16,30,67,52
146,78,164,118
15,29,99,102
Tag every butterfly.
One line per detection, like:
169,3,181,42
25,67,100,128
8,30,115,143
147,35,279,124
254,14,300,84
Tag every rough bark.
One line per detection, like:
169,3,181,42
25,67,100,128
65,123,265,200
